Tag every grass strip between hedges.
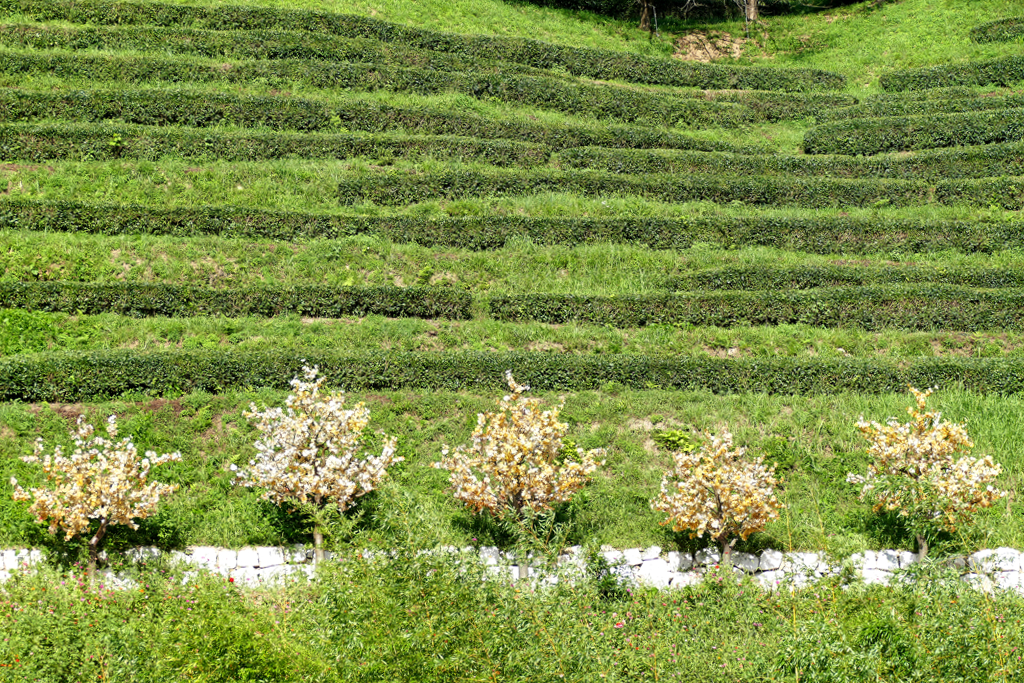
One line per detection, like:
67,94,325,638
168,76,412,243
2,198,1020,254
0,122,551,166
3,349,1024,401
489,286,1024,332
0,281,472,320
0,0,846,90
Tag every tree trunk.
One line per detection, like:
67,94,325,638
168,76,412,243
638,0,652,32
745,0,758,23
719,537,737,568
517,549,529,581
87,518,109,586
313,525,325,563
916,534,928,562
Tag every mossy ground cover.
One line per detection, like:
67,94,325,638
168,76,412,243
2,0,1024,677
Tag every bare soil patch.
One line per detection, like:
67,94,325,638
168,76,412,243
673,31,747,62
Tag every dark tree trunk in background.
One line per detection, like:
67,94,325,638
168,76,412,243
638,0,653,31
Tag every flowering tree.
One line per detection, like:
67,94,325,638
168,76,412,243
651,431,783,566
10,415,181,583
433,371,605,577
847,387,1005,559
234,365,400,561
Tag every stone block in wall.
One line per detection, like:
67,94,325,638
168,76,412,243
671,571,701,588
759,549,783,571
994,571,1022,591
782,552,824,575
695,548,720,566
732,552,759,573
168,550,189,566
236,547,260,568
218,549,238,571
861,569,891,586
623,548,643,566
290,544,310,564
0,570,10,583
756,570,784,590
877,550,901,571
1,549,16,571
637,559,672,588
602,549,624,565
190,546,219,570
231,566,262,586
480,547,501,566
258,546,286,568
970,547,1021,573
127,546,161,563
259,564,309,586
641,546,662,561
962,573,994,594
898,551,917,568
15,549,43,567
667,551,692,571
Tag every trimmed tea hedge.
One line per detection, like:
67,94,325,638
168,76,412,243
665,266,1024,291
0,282,472,320
337,168,1024,210
0,122,551,167
559,143,1024,181
0,23,554,78
803,108,1024,155
0,0,846,91
2,198,1020,254
0,50,752,128
971,16,1024,43
1,349,1021,402
864,87,979,103
880,56,1024,91
818,93,1024,122
489,286,1024,332
0,87,742,153
694,90,856,122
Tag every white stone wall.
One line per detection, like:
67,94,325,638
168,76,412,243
2,544,1023,594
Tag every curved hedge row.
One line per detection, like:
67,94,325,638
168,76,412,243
0,0,846,91
818,93,1024,123
0,50,752,128
880,56,1024,92
2,198,1019,254
0,282,472,320
803,108,1024,155
559,143,1024,181
0,23,554,78
0,87,743,153
0,122,551,166
489,286,1024,332
337,168,1024,210
970,16,1024,43
1,349,1021,402
665,265,1024,291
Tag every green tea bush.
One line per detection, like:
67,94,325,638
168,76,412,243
0,87,739,152
664,265,1024,290
0,0,846,90
489,286,1024,332
337,167,1024,210
970,16,1024,43
2,348,1024,401
817,92,1024,122
803,108,1024,155
0,121,551,166
3,197,1020,254
560,142,1024,180
0,281,473,320
880,55,1024,91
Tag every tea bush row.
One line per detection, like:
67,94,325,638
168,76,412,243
3,198,1019,254
3,348,1024,401
0,281,472,320
818,91,1024,122
0,122,551,166
664,265,1024,291
336,168,1024,210
490,286,1024,331
970,16,1024,43
0,23,553,77
880,55,1024,91
0,87,742,153
0,0,846,90
803,107,1024,155
560,142,1024,181
0,49,751,128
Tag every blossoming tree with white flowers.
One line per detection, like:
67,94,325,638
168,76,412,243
651,431,783,567
433,371,605,578
11,415,181,583
234,366,400,562
847,387,1005,559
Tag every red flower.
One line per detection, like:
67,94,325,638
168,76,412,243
228,577,235,583
614,622,625,628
